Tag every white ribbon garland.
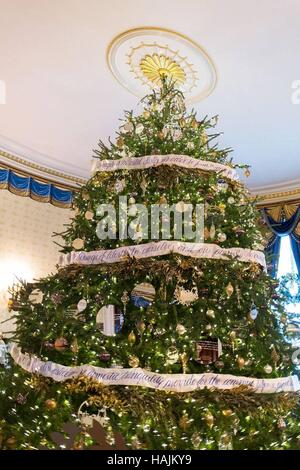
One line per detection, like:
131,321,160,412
9,344,299,394
59,241,266,269
91,154,239,181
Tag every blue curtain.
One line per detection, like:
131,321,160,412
0,167,73,208
263,207,300,276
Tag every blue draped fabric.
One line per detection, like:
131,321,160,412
0,167,73,208
263,207,300,276
265,234,281,278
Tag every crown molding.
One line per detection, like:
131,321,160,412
0,137,87,187
0,149,86,188
250,179,300,205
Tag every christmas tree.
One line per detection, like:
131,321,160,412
1,82,300,450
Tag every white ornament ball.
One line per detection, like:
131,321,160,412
176,324,187,335
114,179,126,193
175,201,189,213
135,123,144,135
227,197,235,204
77,299,87,312
129,197,136,205
187,142,195,150
128,205,138,216
217,232,227,242
29,289,44,305
249,306,258,320
252,243,264,251
123,122,134,133
172,129,182,141
264,365,273,374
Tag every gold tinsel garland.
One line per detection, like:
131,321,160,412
64,376,128,413
57,255,263,282
63,376,299,418
91,165,243,189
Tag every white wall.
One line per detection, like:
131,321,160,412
0,190,72,335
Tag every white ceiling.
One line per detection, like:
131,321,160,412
0,0,300,190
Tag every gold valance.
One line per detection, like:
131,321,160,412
259,200,300,236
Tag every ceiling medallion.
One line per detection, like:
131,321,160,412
140,54,186,85
107,27,217,104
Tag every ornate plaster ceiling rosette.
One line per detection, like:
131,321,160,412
107,27,217,103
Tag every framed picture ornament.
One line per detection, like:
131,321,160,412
194,338,222,365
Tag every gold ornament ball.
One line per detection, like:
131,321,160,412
143,110,150,119
72,238,84,250
136,320,146,333
116,137,124,148
128,331,136,344
206,309,215,319
204,412,214,428
157,130,165,140
128,355,140,368
281,314,288,324
222,409,234,417
215,360,224,369
85,210,94,220
237,357,245,369
6,436,17,449
45,399,57,410
204,227,210,240
191,432,201,448
179,414,190,431
229,331,236,340
82,191,90,201
159,195,168,204
220,432,231,446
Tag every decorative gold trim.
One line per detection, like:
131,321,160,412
255,188,300,207
106,26,218,103
0,150,86,186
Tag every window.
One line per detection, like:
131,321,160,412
277,236,300,345
277,236,298,278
